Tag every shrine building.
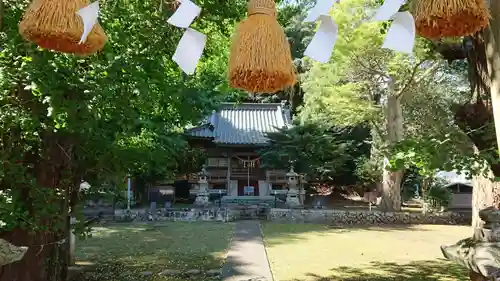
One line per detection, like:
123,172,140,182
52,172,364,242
184,102,292,198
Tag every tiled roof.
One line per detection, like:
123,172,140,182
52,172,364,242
435,171,472,186
186,102,292,145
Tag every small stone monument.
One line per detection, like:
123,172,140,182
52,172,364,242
0,238,28,266
441,206,500,281
286,167,301,207
194,166,210,206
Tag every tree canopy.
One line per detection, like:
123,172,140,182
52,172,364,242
259,123,370,182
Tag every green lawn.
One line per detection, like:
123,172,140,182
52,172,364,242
262,223,471,281
73,222,235,281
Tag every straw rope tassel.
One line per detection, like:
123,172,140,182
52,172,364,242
19,0,107,55
228,0,296,93
411,0,489,39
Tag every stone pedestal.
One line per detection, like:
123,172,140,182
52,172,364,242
0,238,28,266
286,189,301,206
194,192,209,206
441,206,500,280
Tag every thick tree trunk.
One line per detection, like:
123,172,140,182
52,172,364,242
0,0,4,31
0,136,74,281
471,168,496,228
486,0,500,158
467,0,500,230
380,94,404,211
0,230,68,281
380,169,404,211
465,2,500,280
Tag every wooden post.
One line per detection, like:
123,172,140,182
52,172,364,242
227,150,232,195
69,231,76,265
69,217,76,265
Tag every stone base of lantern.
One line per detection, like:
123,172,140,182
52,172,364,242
286,192,301,207
194,192,209,206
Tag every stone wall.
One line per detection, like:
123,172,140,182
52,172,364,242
114,205,270,222
115,208,235,222
267,208,470,225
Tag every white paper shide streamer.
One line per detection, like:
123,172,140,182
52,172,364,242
167,0,201,28
382,11,415,54
304,0,335,23
172,29,207,75
304,15,338,63
372,0,415,54
76,1,100,44
167,0,206,74
303,0,338,63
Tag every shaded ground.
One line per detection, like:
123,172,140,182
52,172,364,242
72,222,235,281
298,260,467,281
221,221,273,281
262,223,471,281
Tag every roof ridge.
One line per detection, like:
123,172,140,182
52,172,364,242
219,102,283,106
186,102,289,145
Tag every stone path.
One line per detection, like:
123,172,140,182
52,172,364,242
221,220,273,281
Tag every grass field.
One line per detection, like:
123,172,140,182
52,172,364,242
73,222,235,281
262,223,471,281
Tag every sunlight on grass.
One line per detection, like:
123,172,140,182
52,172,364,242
74,222,235,281
262,223,471,281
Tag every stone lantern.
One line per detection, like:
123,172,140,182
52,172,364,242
441,206,500,281
286,166,301,206
194,166,210,206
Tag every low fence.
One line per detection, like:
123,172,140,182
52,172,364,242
267,208,470,225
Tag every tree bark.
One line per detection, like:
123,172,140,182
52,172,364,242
463,3,500,279
380,169,404,211
0,135,74,281
468,0,500,231
379,94,404,211
0,230,68,281
0,0,4,31
471,166,496,228
486,0,500,156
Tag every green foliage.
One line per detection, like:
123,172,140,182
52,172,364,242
279,0,316,59
424,179,452,208
0,0,250,232
259,123,366,181
297,0,474,193
389,134,489,180
354,155,383,185
297,0,433,129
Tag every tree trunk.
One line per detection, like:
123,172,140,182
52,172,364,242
471,168,495,228
0,0,4,31
464,3,500,280
380,94,404,211
486,0,500,158
0,136,74,281
380,169,404,211
0,229,68,281
468,0,500,230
